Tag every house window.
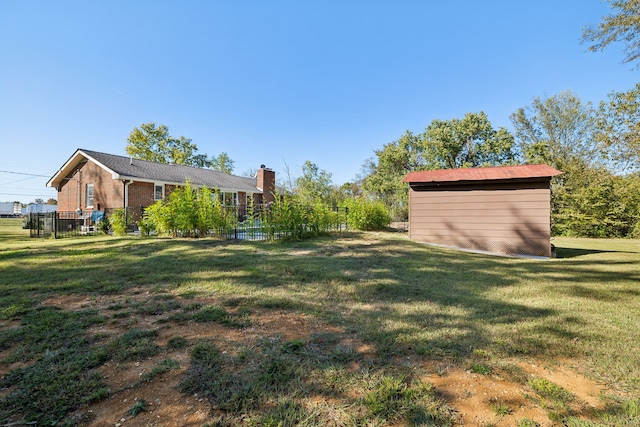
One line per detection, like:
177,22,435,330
220,192,237,205
154,184,164,201
86,183,94,208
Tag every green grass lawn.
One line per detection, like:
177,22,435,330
0,218,639,426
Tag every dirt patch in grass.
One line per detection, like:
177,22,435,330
514,359,606,410
2,293,610,426
425,359,605,426
82,366,210,427
427,367,547,425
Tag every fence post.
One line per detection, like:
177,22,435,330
344,207,348,230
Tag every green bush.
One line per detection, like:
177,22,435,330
171,181,198,236
261,196,340,240
108,208,128,236
98,218,110,234
342,198,391,230
22,216,43,230
143,182,237,238
552,171,640,238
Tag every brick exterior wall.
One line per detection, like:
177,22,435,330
56,160,124,213
56,158,274,215
257,168,276,204
238,192,247,206
127,182,155,212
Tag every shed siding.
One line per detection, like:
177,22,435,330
408,185,552,257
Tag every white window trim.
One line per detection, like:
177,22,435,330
219,191,237,205
154,183,165,201
86,183,94,208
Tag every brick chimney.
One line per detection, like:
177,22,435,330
257,165,276,204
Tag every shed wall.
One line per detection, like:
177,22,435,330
408,182,552,257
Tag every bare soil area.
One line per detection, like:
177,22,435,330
1,293,607,427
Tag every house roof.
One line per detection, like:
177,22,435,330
47,149,261,193
403,164,562,184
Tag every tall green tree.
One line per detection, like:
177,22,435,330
510,91,617,236
126,122,234,172
582,0,640,67
596,83,640,172
208,152,235,174
362,131,423,219
422,111,516,169
126,123,197,165
363,112,515,219
294,161,333,205
510,91,598,172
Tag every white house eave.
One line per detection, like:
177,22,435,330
115,175,261,194
47,149,120,188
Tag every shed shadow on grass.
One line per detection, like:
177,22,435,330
554,247,610,258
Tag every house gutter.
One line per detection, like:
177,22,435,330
122,179,132,209
76,170,82,214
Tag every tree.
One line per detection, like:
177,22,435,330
362,131,423,219
510,91,617,236
363,112,515,220
596,83,640,172
208,152,235,174
510,91,598,172
421,112,516,169
294,161,333,205
582,0,640,67
126,123,197,165
126,123,234,172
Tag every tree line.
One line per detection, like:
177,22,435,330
126,86,640,239
362,86,640,238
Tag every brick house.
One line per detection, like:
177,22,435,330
47,149,276,219
403,164,562,258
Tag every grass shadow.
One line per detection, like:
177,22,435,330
1,230,639,425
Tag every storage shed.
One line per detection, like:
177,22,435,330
403,164,562,257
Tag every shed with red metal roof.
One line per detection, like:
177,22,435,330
403,164,562,257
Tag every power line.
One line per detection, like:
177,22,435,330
0,191,57,197
0,170,54,187
0,170,51,177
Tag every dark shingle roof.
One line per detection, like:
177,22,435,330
51,149,260,193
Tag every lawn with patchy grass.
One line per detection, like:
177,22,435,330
0,217,639,426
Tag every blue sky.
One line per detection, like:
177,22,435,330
1,0,637,203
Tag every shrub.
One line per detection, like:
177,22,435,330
98,218,110,234
142,182,237,238
261,196,340,240
342,198,391,230
22,216,42,230
262,196,304,240
144,200,170,235
170,180,198,236
108,208,128,236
